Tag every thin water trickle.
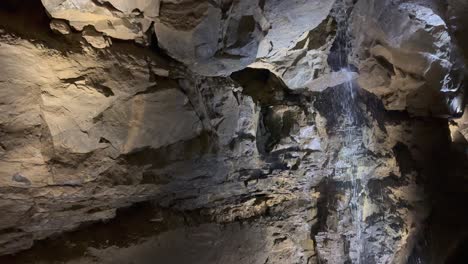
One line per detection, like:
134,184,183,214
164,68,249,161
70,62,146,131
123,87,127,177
330,0,365,262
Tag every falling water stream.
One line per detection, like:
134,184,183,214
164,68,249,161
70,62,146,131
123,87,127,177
329,0,365,262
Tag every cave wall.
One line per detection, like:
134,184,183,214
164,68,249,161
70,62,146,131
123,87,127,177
0,0,466,263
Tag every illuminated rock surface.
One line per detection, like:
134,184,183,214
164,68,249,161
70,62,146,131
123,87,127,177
0,0,467,263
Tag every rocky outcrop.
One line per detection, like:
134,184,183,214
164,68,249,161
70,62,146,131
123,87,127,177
0,0,467,263
0,27,313,258
350,0,465,117
40,0,336,77
0,29,430,262
448,0,468,61
41,0,158,44
0,31,197,254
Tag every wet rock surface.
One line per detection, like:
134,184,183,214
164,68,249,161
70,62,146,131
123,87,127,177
0,0,467,263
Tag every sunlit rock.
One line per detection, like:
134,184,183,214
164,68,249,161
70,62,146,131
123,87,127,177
82,26,112,48
41,0,155,42
49,19,71,34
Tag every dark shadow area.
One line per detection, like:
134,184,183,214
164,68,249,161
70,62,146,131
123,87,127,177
0,0,83,54
446,237,468,264
0,0,50,36
408,120,468,263
0,0,174,64
0,0,112,45
231,67,301,106
0,202,206,263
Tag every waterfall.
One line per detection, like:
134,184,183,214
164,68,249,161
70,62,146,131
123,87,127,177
330,0,365,262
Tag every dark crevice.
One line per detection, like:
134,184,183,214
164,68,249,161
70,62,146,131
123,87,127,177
60,76,86,84
374,55,396,76
90,82,115,97
259,0,266,10
230,67,301,106
310,177,336,242
0,0,86,54
292,16,336,51
90,0,123,13
229,15,256,49
446,237,468,264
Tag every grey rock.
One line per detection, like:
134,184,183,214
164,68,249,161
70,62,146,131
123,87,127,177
41,0,337,76
350,0,465,117
0,1,466,263
12,173,31,185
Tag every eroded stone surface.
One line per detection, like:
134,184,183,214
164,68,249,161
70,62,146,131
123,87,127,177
41,0,155,43
350,0,465,117
41,0,337,75
0,31,205,254
50,19,71,35
0,0,467,263
0,28,436,262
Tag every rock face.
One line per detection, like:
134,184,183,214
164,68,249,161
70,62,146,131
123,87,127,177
40,0,336,76
41,0,158,43
448,0,468,61
350,0,465,117
0,0,466,263
0,33,198,253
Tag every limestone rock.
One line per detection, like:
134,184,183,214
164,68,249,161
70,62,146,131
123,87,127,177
103,0,160,18
41,0,156,42
154,0,265,76
82,27,111,48
137,0,341,89
0,1,466,263
305,70,358,92
0,30,210,254
251,0,337,90
350,0,465,117
311,88,434,264
40,0,337,77
49,19,71,34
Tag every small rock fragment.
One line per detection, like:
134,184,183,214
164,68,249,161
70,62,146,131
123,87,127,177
82,27,112,49
50,19,71,35
12,173,31,185
153,68,169,77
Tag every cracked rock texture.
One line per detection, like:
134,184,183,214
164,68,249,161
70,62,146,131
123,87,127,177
0,0,467,263
41,0,158,43
41,0,336,77
350,0,465,117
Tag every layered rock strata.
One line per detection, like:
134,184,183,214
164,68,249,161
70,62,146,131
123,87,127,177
0,0,466,263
